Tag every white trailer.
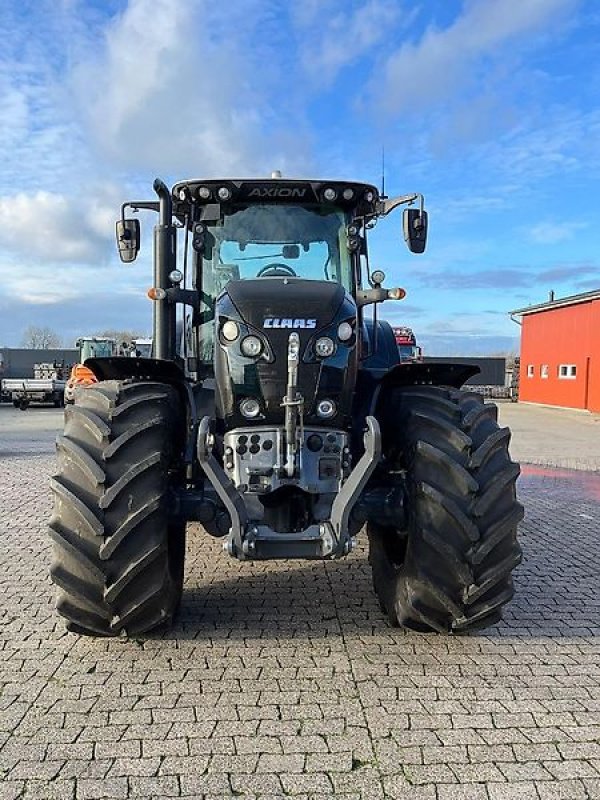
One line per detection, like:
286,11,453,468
2,363,67,409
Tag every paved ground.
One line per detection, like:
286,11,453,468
1,403,599,799
497,402,600,472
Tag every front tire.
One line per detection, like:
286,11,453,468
369,386,523,633
49,380,186,636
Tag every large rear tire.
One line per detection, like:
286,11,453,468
369,386,523,633
49,380,186,636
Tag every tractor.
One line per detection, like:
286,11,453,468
48,174,523,636
393,326,423,363
64,337,119,404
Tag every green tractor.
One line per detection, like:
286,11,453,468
48,175,522,636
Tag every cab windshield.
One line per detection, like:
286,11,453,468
80,340,113,360
201,204,352,297
398,345,421,362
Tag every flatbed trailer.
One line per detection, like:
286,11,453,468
2,378,66,409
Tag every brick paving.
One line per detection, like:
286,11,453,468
1,426,599,798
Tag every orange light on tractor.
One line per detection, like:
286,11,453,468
387,287,407,300
147,287,167,301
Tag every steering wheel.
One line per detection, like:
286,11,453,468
256,263,297,278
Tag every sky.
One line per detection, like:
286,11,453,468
1,0,599,355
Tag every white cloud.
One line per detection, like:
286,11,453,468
529,220,588,244
0,186,120,263
71,0,313,177
293,1,405,85
373,0,578,116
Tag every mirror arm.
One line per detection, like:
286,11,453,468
376,192,423,217
120,201,160,223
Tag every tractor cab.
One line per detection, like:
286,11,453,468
78,337,116,361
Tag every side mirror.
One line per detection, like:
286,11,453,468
403,208,428,254
116,219,140,263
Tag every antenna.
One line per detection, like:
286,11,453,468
381,145,386,198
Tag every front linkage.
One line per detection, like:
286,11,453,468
197,414,381,560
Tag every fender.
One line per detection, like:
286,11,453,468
380,361,480,391
368,361,481,419
85,356,185,384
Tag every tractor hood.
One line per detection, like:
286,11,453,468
214,278,358,429
226,278,345,330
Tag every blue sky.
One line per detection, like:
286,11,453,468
1,0,599,354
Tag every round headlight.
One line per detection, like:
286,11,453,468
177,187,189,201
337,322,353,342
222,320,240,342
169,269,183,284
240,398,261,419
323,187,337,202
217,186,232,201
241,335,263,357
371,270,386,286
197,186,211,200
315,336,335,358
317,399,337,419
342,188,354,200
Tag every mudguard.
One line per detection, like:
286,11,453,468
380,361,480,391
85,356,185,384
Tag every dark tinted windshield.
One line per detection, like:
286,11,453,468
202,204,352,296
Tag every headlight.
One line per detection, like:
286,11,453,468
240,398,261,419
169,269,183,284
217,186,232,201
337,322,353,342
317,399,337,419
222,320,240,342
197,186,211,200
342,188,354,200
323,187,337,202
315,336,335,358
241,335,263,357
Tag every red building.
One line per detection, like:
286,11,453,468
511,289,600,413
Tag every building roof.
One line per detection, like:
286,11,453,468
510,288,600,317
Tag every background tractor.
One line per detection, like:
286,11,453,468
64,337,119,404
48,174,522,637
393,325,423,363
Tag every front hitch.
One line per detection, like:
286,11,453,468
196,416,382,560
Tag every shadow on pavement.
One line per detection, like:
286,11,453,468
151,468,600,642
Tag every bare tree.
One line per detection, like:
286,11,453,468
95,329,146,347
21,325,62,349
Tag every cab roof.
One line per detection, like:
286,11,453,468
171,177,380,214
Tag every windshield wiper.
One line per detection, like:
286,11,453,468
227,251,287,262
